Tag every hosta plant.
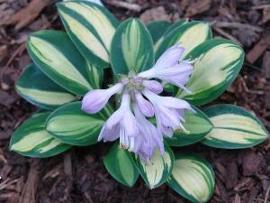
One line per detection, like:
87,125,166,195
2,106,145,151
10,1,269,202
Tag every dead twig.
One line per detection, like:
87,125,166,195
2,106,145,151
246,34,270,63
42,164,61,180
18,160,40,203
0,43,25,88
252,4,270,10
213,21,263,32
239,77,264,95
4,43,25,68
213,26,241,45
64,153,72,177
264,184,270,203
0,178,19,191
244,62,262,72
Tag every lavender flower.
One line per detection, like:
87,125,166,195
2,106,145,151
82,45,193,161
135,92,154,117
82,83,123,113
138,44,193,92
98,92,139,144
133,104,164,161
143,80,163,94
143,89,192,137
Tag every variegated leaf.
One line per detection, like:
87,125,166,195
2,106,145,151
86,62,103,89
178,39,245,105
16,64,76,110
27,30,92,95
46,102,106,146
57,1,118,67
111,18,155,74
154,19,188,50
10,112,71,158
167,154,215,203
147,21,171,43
166,107,213,146
163,20,189,35
155,21,212,59
135,145,174,189
202,104,269,149
103,143,139,187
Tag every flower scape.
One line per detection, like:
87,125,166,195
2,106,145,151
10,1,269,202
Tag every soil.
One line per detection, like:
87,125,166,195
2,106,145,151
0,0,270,202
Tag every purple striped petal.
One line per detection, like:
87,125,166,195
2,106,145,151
122,110,139,137
156,62,193,90
138,45,185,79
82,83,123,114
135,92,154,117
98,124,120,142
105,109,124,129
143,89,191,136
98,92,139,145
154,44,185,69
120,93,139,137
143,80,163,94
157,96,192,110
138,45,192,91
133,105,164,161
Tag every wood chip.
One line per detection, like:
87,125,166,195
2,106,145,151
218,7,235,21
252,4,270,10
246,34,270,63
0,164,11,180
241,151,265,176
0,2,15,26
0,45,8,62
64,153,72,177
262,51,270,109
214,21,263,32
213,26,241,45
185,0,211,17
262,7,270,24
233,194,241,203
262,51,270,79
180,0,189,11
0,91,17,106
264,185,270,203
3,0,50,30
18,160,40,203
234,177,254,192
140,6,171,24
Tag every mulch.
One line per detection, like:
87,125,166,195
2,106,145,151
0,0,270,202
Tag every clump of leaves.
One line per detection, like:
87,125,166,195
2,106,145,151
10,1,269,202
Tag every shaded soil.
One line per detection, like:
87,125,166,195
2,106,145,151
1,0,270,202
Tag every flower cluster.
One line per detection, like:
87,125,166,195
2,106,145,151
82,45,193,161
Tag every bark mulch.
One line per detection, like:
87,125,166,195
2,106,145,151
0,0,270,202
